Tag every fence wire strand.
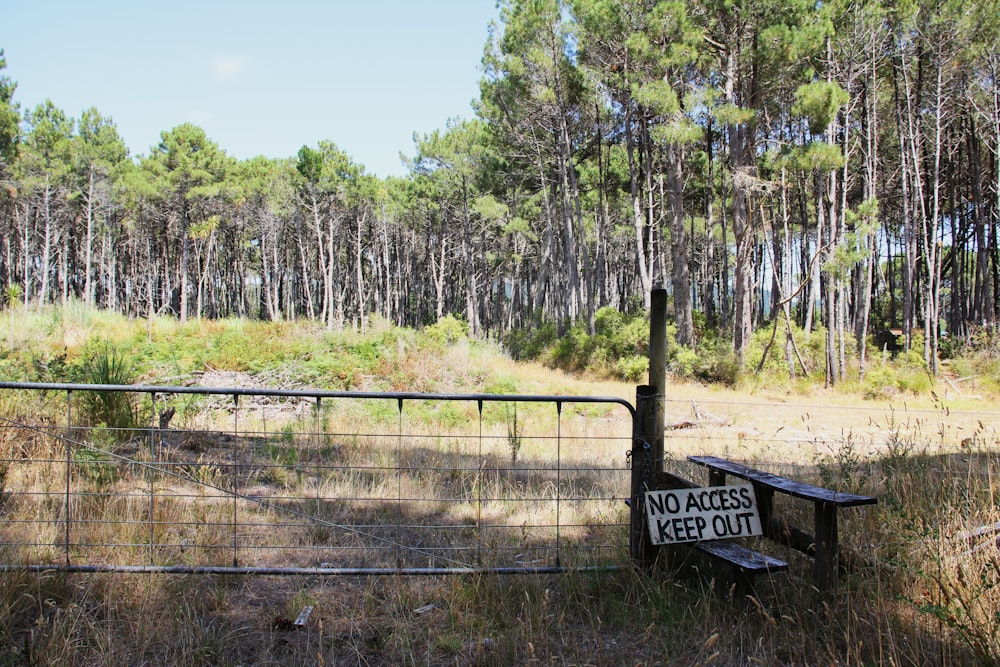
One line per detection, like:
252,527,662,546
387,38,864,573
0,384,634,576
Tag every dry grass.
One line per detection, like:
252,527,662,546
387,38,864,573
2,312,1000,665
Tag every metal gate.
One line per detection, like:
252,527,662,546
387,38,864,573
0,382,634,575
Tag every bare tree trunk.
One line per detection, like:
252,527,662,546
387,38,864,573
669,143,693,346
625,106,653,310
178,200,191,323
460,174,480,335
84,165,95,306
39,180,52,307
355,208,367,332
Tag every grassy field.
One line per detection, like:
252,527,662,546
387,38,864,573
1,304,1000,665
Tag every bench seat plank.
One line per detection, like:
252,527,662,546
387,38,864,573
694,540,788,574
687,455,877,507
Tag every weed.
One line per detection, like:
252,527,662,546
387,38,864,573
505,403,523,468
816,433,868,493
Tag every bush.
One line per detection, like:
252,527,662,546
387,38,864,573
423,314,468,347
503,320,559,361
593,306,623,337
615,355,648,382
693,339,740,386
862,362,898,399
73,340,139,431
668,346,698,378
546,323,596,370
896,350,932,394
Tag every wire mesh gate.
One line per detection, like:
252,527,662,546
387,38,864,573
0,382,634,575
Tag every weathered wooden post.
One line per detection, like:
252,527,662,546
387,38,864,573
814,502,838,590
630,289,668,567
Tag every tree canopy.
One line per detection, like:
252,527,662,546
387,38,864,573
1,0,998,384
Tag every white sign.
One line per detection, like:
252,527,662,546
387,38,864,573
645,485,762,545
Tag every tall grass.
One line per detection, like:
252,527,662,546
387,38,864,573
2,306,1000,664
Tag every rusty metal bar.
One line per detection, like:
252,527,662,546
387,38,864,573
0,382,636,418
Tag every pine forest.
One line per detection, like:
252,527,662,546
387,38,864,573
1,0,998,386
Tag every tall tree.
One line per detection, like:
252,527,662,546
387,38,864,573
295,141,362,328
20,100,74,306
71,107,128,307
0,50,18,168
410,119,487,335
139,124,232,322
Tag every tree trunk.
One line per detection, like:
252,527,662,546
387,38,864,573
669,143,693,346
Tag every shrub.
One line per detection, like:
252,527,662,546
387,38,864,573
668,346,698,379
862,362,898,399
896,350,932,394
73,340,139,431
615,355,648,382
593,306,623,337
3,283,23,309
693,340,740,386
546,322,596,370
423,314,468,347
503,320,559,361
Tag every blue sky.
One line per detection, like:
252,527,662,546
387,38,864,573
1,1,499,177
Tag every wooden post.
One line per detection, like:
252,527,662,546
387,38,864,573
648,288,667,487
630,290,668,568
649,288,667,440
814,502,838,590
630,385,658,566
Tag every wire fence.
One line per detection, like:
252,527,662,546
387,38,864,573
4,382,996,578
0,383,635,575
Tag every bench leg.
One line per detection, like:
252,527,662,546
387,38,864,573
731,569,753,602
754,484,774,532
814,502,838,590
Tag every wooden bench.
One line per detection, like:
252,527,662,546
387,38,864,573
692,539,788,599
651,471,788,599
687,455,877,589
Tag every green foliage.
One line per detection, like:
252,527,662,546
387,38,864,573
592,305,623,336
632,80,680,116
815,437,868,494
0,49,19,165
793,142,845,173
862,352,932,399
22,99,73,177
862,362,899,400
3,283,22,309
506,306,743,385
668,346,699,378
422,314,469,347
615,355,648,382
687,338,741,386
942,327,1000,393
73,339,138,430
505,403,523,467
503,321,559,361
546,324,597,370
896,350,933,394
792,81,849,134
740,322,827,388
505,309,649,378
76,430,120,488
